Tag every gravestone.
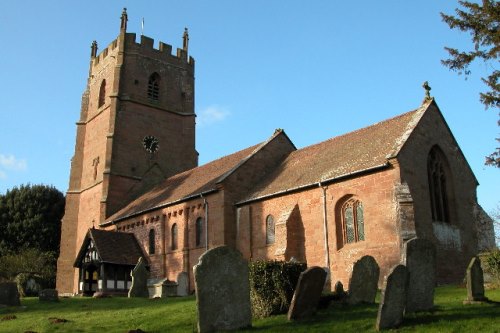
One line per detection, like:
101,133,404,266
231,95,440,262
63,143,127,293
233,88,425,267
287,266,327,320
464,256,488,304
0,282,20,306
177,272,189,296
401,238,436,312
128,257,150,298
39,289,59,302
348,255,380,305
194,246,251,333
376,264,409,331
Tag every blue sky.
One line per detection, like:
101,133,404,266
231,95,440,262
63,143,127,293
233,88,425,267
0,1,498,217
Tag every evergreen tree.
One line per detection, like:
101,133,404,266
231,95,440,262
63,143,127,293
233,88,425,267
441,0,499,167
0,184,65,257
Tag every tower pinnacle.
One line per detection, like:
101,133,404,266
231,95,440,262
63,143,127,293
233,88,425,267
183,27,189,52
120,8,128,33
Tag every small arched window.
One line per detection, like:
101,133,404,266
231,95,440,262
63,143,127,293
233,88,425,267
427,146,451,223
266,214,275,245
148,229,155,255
98,79,106,107
171,223,178,250
336,197,365,247
147,73,160,101
196,217,204,247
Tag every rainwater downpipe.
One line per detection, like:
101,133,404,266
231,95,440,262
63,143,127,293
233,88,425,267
203,196,209,251
319,182,331,270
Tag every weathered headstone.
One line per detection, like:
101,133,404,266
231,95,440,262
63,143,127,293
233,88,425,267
194,246,251,333
39,289,59,302
401,238,436,312
376,264,409,331
128,257,150,298
464,256,488,304
0,282,20,306
177,272,189,296
287,266,327,320
348,255,380,305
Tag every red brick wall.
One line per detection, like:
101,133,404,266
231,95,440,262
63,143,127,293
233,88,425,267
238,166,402,289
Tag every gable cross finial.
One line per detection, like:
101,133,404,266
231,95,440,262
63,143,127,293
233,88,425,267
120,8,128,33
422,81,432,101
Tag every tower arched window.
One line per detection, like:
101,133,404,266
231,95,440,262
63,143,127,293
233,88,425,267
171,223,178,250
427,146,452,223
336,197,364,248
148,229,155,255
147,73,160,101
195,217,204,247
266,214,275,245
98,79,106,107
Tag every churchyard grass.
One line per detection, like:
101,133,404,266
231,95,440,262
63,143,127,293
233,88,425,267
0,285,498,332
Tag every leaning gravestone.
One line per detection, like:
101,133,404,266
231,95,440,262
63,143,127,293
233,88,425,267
464,256,488,304
401,238,436,312
376,264,409,331
287,266,327,320
0,282,20,306
39,289,59,302
177,272,189,296
348,255,380,305
194,246,251,333
128,257,150,298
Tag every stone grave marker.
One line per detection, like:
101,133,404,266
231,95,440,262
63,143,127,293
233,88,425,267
348,255,380,305
376,264,409,331
128,257,150,298
177,272,189,296
39,289,59,302
464,256,488,304
194,246,251,333
401,238,436,312
287,266,327,320
0,282,20,306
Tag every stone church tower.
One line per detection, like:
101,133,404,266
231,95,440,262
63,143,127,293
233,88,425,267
56,9,198,294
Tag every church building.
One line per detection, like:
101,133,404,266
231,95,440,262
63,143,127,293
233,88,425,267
56,9,494,296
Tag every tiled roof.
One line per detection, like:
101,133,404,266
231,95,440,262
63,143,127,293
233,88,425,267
74,228,145,266
240,103,428,203
106,142,264,223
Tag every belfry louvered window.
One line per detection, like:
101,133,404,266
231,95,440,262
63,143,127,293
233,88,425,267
147,73,160,101
342,199,364,244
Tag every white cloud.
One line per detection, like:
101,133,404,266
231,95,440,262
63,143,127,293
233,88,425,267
0,154,27,171
0,170,6,180
197,105,230,127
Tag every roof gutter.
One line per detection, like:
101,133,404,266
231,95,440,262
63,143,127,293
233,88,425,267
236,162,390,206
100,188,218,227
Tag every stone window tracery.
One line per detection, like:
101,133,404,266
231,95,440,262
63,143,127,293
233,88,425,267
339,197,364,246
266,214,275,245
427,146,451,223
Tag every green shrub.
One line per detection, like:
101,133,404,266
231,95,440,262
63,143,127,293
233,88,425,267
484,248,500,287
249,260,307,318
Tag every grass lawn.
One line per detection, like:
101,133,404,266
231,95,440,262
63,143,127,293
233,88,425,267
0,285,499,333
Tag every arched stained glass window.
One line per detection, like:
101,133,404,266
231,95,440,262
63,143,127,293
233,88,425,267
341,198,365,245
266,214,275,245
171,224,178,250
147,73,160,101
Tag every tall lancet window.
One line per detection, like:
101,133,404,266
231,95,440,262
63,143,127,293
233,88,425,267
98,79,106,107
427,146,452,223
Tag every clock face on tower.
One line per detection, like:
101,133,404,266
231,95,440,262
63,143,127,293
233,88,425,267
142,135,159,153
